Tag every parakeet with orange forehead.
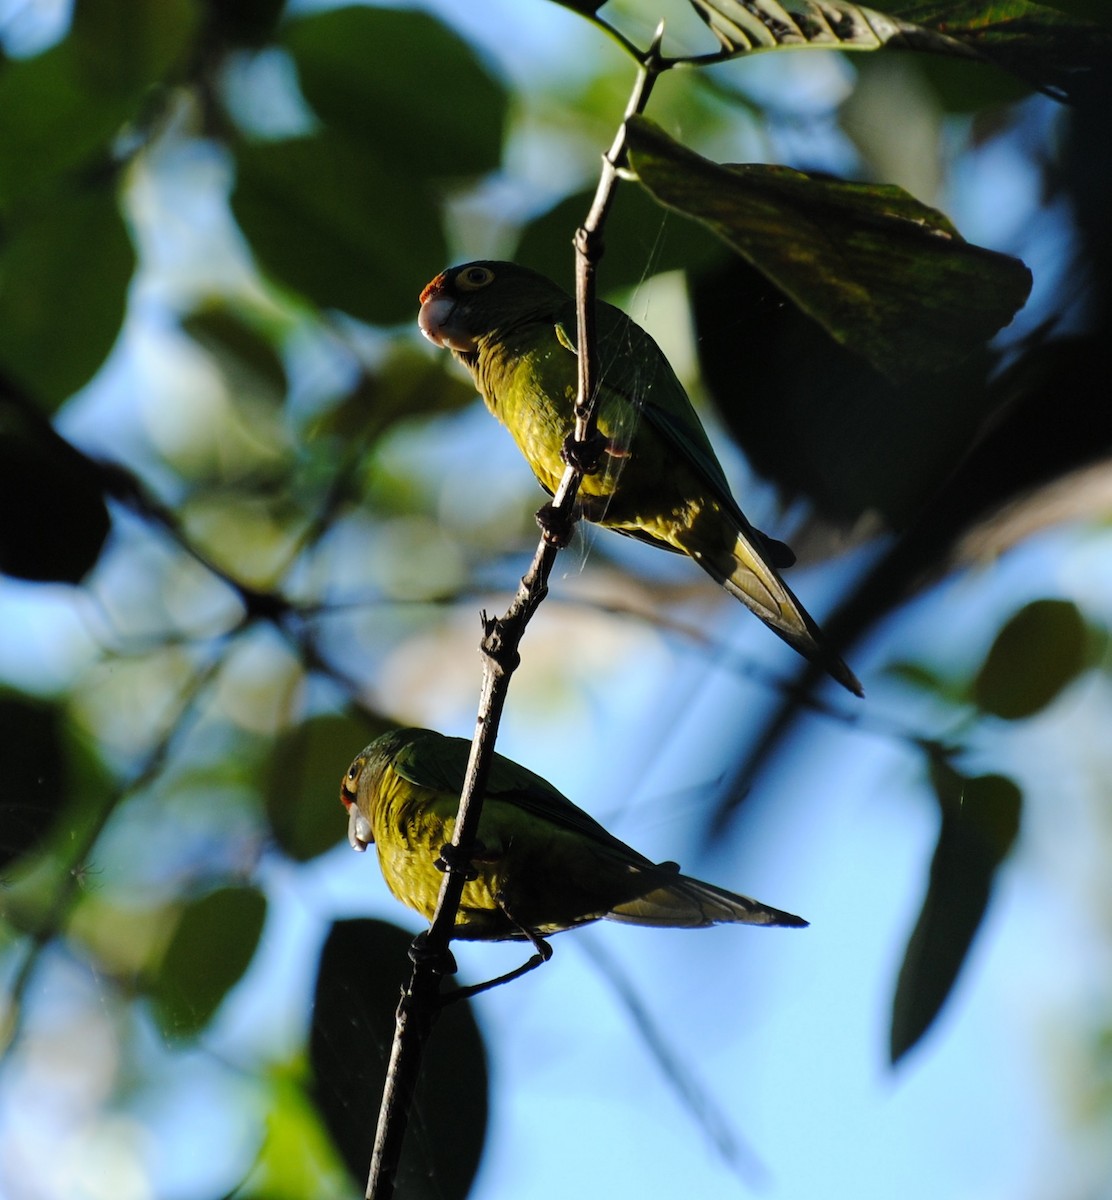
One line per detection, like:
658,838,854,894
341,727,806,946
419,261,861,695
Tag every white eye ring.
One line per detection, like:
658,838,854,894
456,266,494,291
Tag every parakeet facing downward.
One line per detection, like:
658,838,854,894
341,727,806,941
419,261,862,697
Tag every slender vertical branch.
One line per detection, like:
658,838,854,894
364,32,667,1200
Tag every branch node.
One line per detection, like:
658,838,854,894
561,429,606,474
480,617,523,672
535,501,577,548
434,841,483,881
407,931,457,979
574,224,601,261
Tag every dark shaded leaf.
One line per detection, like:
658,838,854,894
891,766,1021,1063
0,394,111,582
516,182,726,293
913,52,1034,111
310,919,488,1198
690,256,995,524
972,598,1090,719
283,6,506,177
198,0,287,47
182,307,288,406
312,343,479,446
0,695,66,870
232,130,446,326
151,886,267,1037
69,0,199,98
881,0,1112,103
0,189,135,408
0,46,130,208
627,116,1031,382
550,0,608,13
266,711,392,862
688,0,1111,103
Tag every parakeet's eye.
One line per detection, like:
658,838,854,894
340,756,363,808
455,265,494,292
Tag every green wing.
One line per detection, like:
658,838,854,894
553,303,777,544
391,730,653,865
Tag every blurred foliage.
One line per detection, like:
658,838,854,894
890,764,1022,1064
628,114,1032,380
971,597,1094,719
0,694,66,869
150,884,268,1038
310,920,488,1198
0,1,1109,1197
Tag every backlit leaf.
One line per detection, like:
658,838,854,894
627,115,1031,381
151,885,267,1038
972,598,1090,719
310,919,488,1197
232,130,446,326
688,0,1112,103
283,6,506,177
890,766,1021,1063
266,711,392,862
0,188,134,408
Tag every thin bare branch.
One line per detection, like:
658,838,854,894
364,34,668,1200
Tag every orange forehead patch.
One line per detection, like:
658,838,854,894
419,272,449,304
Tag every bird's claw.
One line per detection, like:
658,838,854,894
535,501,575,548
560,430,607,475
434,841,492,880
409,931,457,977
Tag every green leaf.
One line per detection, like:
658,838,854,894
312,343,478,447
182,306,288,407
69,0,200,99
881,1,1112,103
0,188,135,408
0,395,111,582
913,52,1034,112
690,256,996,524
688,0,1112,103
309,919,488,1197
0,1,201,209
627,115,1031,381
151,885,267,1037
238,1062,357,1200
515,183,727,293
972,598,1090,719
232,130,446,326
283,6,507,178
266,711,392,862
0,695,66,870
891,767,1021,1064
0,45,130,208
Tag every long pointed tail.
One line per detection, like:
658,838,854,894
606,864,807,929
700,527,863,697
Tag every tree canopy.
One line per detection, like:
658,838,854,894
1,2,1111,1198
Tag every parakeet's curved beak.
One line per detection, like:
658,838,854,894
418,276,477,353
341,760,375,852
347,803,373,852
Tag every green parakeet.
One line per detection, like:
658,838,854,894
419,261,862,697
341,727,806,941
